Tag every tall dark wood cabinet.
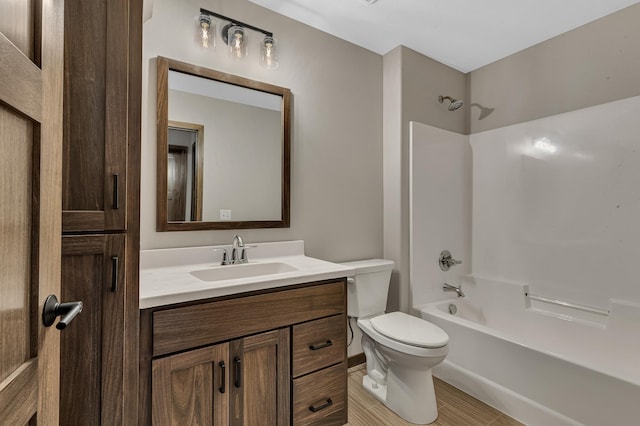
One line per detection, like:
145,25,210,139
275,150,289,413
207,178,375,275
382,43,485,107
61,0,142,423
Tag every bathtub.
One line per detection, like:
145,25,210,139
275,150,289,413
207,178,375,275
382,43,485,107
415,277,640,426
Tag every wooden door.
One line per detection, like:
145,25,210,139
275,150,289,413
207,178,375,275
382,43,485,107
60,234,126,424
0,0,64,424
230,329,290,426
167,145,188,221
152,342,230,425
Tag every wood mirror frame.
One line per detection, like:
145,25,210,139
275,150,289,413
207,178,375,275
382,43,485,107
156,56,291,231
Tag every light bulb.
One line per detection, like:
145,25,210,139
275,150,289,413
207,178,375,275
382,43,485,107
197,14,215,49
227,25,247,60
261,36,278,69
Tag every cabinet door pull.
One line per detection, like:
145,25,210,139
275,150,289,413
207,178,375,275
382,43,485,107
309,340,333,351
233,356,241,388
111,256,119,292
112,174,119,210
219,361,226,394
309,398,333,413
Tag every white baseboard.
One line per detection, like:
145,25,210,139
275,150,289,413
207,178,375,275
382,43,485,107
433,361,581,426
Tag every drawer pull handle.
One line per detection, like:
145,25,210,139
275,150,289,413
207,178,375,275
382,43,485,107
219,361,226,394
309,340,333,351
309,398,333,413
234,356,241,388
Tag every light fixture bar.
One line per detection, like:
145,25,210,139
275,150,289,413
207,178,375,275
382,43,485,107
199,8,273,37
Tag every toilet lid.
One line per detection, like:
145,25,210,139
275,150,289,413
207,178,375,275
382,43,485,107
370,312,449,348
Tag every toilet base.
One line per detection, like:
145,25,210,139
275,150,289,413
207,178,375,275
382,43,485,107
362,367,439,425
362,374,387,403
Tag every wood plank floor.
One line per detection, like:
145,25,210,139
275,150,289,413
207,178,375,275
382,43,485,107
347,365,524,426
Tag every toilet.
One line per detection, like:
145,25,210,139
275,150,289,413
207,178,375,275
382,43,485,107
342,259,449,425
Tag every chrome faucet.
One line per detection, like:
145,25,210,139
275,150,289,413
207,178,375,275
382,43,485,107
443,283,465,298
230,234,245,264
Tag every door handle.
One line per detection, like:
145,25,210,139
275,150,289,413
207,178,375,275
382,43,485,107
42,295,83,330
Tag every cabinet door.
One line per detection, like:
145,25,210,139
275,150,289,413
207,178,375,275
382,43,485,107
62,0,129,232
60,234,126,425
230,329,290,426
152,343,229,426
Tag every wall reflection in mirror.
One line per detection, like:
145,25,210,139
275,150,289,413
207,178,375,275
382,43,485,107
156,57,291,231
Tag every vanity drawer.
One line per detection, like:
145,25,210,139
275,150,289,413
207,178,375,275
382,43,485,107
153,280,345,356
292,362,347,426
292,314,345,378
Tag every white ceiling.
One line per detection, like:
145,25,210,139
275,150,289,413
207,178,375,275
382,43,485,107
249,0,640,72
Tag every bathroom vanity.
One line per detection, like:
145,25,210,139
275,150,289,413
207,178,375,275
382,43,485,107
138,241,352,425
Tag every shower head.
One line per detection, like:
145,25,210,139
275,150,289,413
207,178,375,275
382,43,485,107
438,95,464,111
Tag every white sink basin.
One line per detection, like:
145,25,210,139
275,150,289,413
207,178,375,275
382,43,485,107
190,262,298,282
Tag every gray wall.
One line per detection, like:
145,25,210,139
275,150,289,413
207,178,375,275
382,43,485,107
142,0,383,262
469,3,640,133
142,0,640,315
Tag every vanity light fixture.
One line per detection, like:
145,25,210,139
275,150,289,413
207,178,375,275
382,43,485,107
197,8,279,69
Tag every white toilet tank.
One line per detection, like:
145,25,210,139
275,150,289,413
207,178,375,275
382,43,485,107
341,259,394,318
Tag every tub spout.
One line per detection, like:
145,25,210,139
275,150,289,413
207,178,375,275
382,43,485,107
443,283,465,297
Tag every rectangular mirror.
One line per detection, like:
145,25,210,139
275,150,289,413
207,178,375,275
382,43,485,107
156,56,291,231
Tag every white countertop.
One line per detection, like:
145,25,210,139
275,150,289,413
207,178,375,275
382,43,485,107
139,241,354,309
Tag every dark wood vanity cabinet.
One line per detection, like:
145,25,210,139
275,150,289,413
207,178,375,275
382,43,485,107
140,280,348,426
152,329,290,426
61,0,142,423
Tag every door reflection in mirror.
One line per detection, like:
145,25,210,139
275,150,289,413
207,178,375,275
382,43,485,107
167,122,204,221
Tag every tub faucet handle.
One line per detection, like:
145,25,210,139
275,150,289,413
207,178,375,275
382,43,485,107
439,250,462,271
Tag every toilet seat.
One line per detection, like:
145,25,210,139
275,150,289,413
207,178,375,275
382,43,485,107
370,312,449,349
358,316,449,358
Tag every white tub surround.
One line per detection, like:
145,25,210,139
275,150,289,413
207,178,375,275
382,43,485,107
140,240,353,308
409,122,472,308
410,97,640,425
418,278,640,425
471,95,640,311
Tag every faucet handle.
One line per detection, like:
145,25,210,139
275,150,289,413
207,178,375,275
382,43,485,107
240,245,257,263
212,248,229,265
439,250,462,271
